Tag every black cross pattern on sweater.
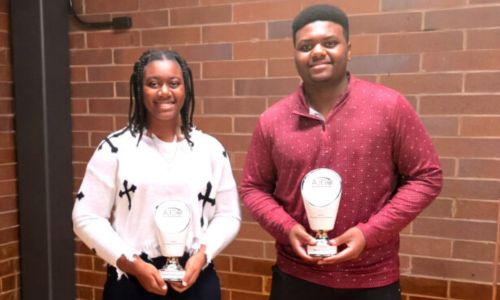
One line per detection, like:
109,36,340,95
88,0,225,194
222,150,227,158
76,191,85,201
119,180,137,210
97,129,129,153
198,182,216,227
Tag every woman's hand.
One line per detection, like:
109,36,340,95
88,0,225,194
116,255,168,295
169,246,208,293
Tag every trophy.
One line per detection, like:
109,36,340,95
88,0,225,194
301,168,342,257
154,200,191,282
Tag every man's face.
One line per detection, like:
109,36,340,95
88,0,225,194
294,21,351,86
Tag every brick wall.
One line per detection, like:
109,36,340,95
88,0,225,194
68,1,500,300
0,0,20,298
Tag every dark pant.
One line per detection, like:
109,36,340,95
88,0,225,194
269,265,401,300
103,253,221,300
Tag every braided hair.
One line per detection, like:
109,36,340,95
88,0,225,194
128,49,196,146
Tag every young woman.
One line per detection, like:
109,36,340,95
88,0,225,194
72,50,241,300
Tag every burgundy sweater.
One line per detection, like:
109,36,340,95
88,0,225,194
240,75,442,288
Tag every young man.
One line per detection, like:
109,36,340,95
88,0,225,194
240,4,442,300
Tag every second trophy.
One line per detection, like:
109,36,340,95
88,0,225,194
154,200,191,282
301,168,342,257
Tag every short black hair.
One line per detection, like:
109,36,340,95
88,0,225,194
292,4,349,43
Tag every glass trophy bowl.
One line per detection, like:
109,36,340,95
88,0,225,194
154,200,191,282
301,168,342,257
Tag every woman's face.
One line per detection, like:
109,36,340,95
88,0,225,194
142,59,185,126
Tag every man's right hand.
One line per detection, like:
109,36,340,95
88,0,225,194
288,224,321,263
116,255,168,295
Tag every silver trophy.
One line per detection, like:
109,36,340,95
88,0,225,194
301,168,342,257
154,200,191,282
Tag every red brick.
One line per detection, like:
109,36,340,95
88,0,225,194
268,20,291,40
89,99,129,115
0,243,18,261
235,78,300,96
0,116,13,131
194,79,233,97
425,6,500,30
465,72,500,93
459,158,500,179
195,116,233,134
71,49,112,65
72,99,89,114
0,196,17,212
70,67,87,82
0,133,14,148
467,28,500,50
350,35,378,55
413,257,492,281
213,134,251,152
461,117,500,136
203,60,266,79
71,83,114,98
113,48,149,65
85,0,138,13
0,180,16,196
349,54,420,74
455,199,498,221
0,82,12,97
433,137,500,158
414,218,496,242
142,27,201,46
451,281,492,300
87,31,140,48
350,13,421,35
72,116,115,131
234,40,292,60
0,65,10,81
173,44,232,62
203,97,266,115
234,117,258,134
400,235,452,257
234,0,301,22
232,257,273,276
383,0,466,11
0,211,17,228
69,33,85,49
453,240,495,262
440,177,500,200
380,31,463,54
230,291,269,300
268,58,296,77
0,227,18,244
171,5,231,26
379,73,462,94
128,10,169,28
76,270,106,286
420,198,453,218
140,0,198,10
218,272,263,292
203,23,266,43
76,285,93,299
88,66,131,82
238,222,274,241
305,0,380,14
0,165,15,181
421,116,458,136
423,50,500,72
222,239,264,258
421,95,500,115
400,276,448,298
0,149,15,164
0,100,12,114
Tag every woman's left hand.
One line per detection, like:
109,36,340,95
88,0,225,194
169,246,207,293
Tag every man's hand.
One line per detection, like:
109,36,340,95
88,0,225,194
170,246,207,293
116,255,167,295
288,224,321,263
318,226,366,265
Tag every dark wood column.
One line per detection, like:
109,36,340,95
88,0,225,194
10,0,75,299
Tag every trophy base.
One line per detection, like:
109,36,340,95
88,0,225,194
159,263,185,282
307,240,337,257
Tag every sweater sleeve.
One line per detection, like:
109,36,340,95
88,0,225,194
72,144,137,268
200,141,241,263
239,119,299,245
356,96,443,249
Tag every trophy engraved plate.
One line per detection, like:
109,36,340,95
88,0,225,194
301,168,342,257
154,200,191,282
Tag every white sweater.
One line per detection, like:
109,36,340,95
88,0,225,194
73,128,241,274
